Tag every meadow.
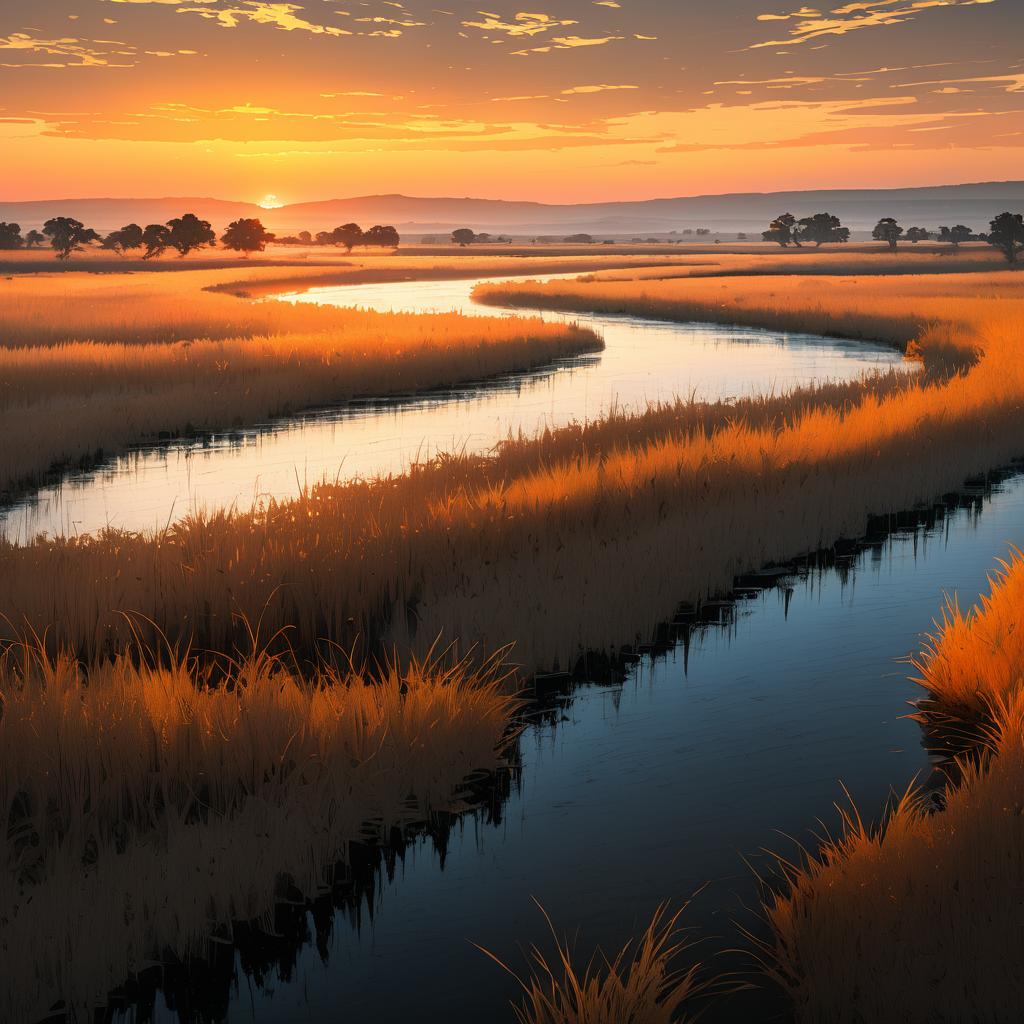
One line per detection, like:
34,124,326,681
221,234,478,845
3,267,1022,676
3,247,1024,1022
0,266,601,495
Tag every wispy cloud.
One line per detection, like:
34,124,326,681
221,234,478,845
461,12,578,37
561,83,639,94
176,3,353,35
751,0,997,48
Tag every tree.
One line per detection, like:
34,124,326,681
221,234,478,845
24,229,44,248
42,217,100,259
167,213,216,256
452,228,476,247
221,218,275,256
872,217,903,251
905,226,930,243
102,223,144,255
141,224,171,260
563,233,595,244
938,224,973,248
987,212,1024,264
330,222,363,252
329,223,366,252
797,212,850,247
361,224,400,249
695,227,711,237
315,231,334,246
297,230,312,245
0,222,24,249
763,213,801,248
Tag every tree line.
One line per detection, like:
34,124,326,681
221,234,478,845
762,210,1024,263
0,214,401,260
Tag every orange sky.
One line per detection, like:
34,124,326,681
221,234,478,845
2,0,1022,201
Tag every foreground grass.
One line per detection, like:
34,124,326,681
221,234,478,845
0,268,600,494
763,550,1024,1023
0,641,516,1022
485,903,703,1024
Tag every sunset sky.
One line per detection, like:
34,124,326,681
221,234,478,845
2,0,1021,202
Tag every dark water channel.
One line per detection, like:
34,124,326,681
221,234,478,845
99,472,1024,1024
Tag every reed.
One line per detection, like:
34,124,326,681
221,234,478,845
762,553,1024,1023
0,639,517,1022
483,902,703,1024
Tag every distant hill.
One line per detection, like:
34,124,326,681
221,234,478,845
3,181,1022,237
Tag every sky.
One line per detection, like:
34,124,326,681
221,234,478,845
1,0,1021,202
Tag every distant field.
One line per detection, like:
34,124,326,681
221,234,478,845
0,265,602,496
3,265,1023,675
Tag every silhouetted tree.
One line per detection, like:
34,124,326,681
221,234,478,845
221,218,275,256
737,232,748,241
43,217,100,259
906,227,930,243
24,229,44,248
0,222,24,249
872,217,903,251
331,223,363,252
987,212,1024,264
563,233,595,244
695,228,711,237
297,230,312,245
938,224,973,248
361,225,399,249
797,212,850,247
103,223,144,256
452,228,476,246
763,213,801,247
315,231,334,246
141,224,171,260
167,213,216,256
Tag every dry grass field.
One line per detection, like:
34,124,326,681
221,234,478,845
0,640,517,1022
0,267,602,494
2,267,1022,677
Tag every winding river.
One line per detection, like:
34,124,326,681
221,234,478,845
11,271,1010,1022
1,272,902,543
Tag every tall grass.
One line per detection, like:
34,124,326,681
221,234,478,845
762,553,1024,1023
0,639,516,1022
0,269,600,493
5,272,1024,674
484,902,703,1024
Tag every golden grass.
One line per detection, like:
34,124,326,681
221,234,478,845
4,270,1024,676
0,639,516,1022
762,552,1024,1023
912,548,1024,732
0,269,600,493
484,902,703,1024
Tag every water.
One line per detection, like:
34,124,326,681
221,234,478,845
121,476,1024,1024
1,273,903,543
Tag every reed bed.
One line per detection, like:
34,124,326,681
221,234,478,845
763,553,1024,1023
4,272,1024,675
0,270,600,493
0,641,516,1022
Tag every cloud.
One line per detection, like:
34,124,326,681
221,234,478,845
0,31,138,68
512,34,623,54
751,0,998,48
461,12,578,37
176,2,353,35
561,83,639,94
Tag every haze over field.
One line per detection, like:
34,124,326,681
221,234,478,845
4,181,1024,235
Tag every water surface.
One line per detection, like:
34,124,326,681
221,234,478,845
1,273,903,542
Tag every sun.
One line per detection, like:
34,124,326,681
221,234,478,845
258,193,283,210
